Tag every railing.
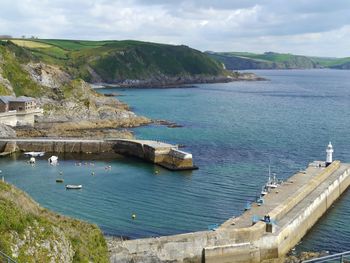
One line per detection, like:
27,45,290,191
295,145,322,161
303,251,350,263
0,250,17,263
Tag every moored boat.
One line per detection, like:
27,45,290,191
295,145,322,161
24,151,45,157
65,184,82,189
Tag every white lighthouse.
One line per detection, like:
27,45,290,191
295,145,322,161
326,142,334,167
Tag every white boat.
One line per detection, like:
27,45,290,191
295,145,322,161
266,166,278,189
48,156,58,165
24,151,45,157
261,185,268,196
65,184,82,190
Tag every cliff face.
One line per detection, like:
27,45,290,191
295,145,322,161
0,180,109,262
207,52,320,70
0,42,150,138
3,39,262,86
207,51,350,70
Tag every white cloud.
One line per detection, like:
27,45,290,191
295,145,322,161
0,0,349,56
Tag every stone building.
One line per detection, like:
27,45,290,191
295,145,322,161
0,96,37,113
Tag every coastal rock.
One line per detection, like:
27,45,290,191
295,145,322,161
24,62,71,89
0,180,109,262
101,72,264,88
153,119,184,128
0,123,16,137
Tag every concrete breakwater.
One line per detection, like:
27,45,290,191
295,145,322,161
0,138,196,171
108,161,350,263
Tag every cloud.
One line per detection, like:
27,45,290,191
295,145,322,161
0,0,349,56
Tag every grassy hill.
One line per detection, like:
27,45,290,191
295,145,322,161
207,51,350,70
0,180,108,262
5,39,227,83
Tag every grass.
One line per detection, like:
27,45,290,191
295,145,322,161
0,46,48,97
0,180,109,263
5,39,226,82
11,40,52,49
211,51,350,69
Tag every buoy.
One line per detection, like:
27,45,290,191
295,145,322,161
155,170,159,174
132,214,136,220
59,171,63,175
91,172,95,176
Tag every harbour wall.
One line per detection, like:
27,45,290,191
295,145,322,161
0,138,196,171
108,161,350,263
0,109,43,127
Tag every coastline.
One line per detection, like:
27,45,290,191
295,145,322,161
90,72,266,89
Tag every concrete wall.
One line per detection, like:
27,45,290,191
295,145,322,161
112,140,195,170
13,141,115,154
108,162,350,263
0,112,17,126
0,110,42,127
275,166,350,257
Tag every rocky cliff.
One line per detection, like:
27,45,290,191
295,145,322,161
0,180,109,262
0,42,150,138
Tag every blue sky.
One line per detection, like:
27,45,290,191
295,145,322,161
0,0,349,57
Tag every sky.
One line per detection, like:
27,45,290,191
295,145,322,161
0,0,349,57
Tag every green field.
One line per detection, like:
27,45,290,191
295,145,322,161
5,39,226,83
207,51,350,70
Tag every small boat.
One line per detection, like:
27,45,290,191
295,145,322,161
56,179,64,183
65,184,82,190
266,166,278,189
24,151,45,157
261,185,268,196
48,156,58,165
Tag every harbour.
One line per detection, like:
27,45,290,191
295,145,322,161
0,70,349,260
108,159,350,262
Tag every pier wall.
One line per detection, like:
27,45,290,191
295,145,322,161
112,140,196,170
0,109,43,127
13,140,116,154
275,166,350,257
0,138,196,170
108,161,350,263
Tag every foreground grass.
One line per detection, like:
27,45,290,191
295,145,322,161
0,180,109,262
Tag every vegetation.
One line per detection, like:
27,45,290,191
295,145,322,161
0,180,109,262
207,51,350,70
3,39,227,83
0,44,51,97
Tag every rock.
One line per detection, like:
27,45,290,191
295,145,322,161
0,123,16,138
153,119,183,128
25,62,71,89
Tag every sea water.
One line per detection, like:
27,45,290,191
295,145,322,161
0,69,349,252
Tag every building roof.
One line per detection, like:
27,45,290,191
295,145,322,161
0,96,15,104
13,96,36,102
0,96,36,104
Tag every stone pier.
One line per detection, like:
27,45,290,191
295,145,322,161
0,138,196,171
107,161,350,263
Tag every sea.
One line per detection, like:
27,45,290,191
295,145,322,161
0,69,349,253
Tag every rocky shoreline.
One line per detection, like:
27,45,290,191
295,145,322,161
91,72,266,89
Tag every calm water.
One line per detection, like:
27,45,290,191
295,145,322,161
1,69,349,252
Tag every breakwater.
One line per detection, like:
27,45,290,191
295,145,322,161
108,161,350,262
0,138,196,171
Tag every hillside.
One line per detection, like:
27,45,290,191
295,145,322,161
5,39,241,86
0,180,109,262
0,40,150,138
206,51,350,70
